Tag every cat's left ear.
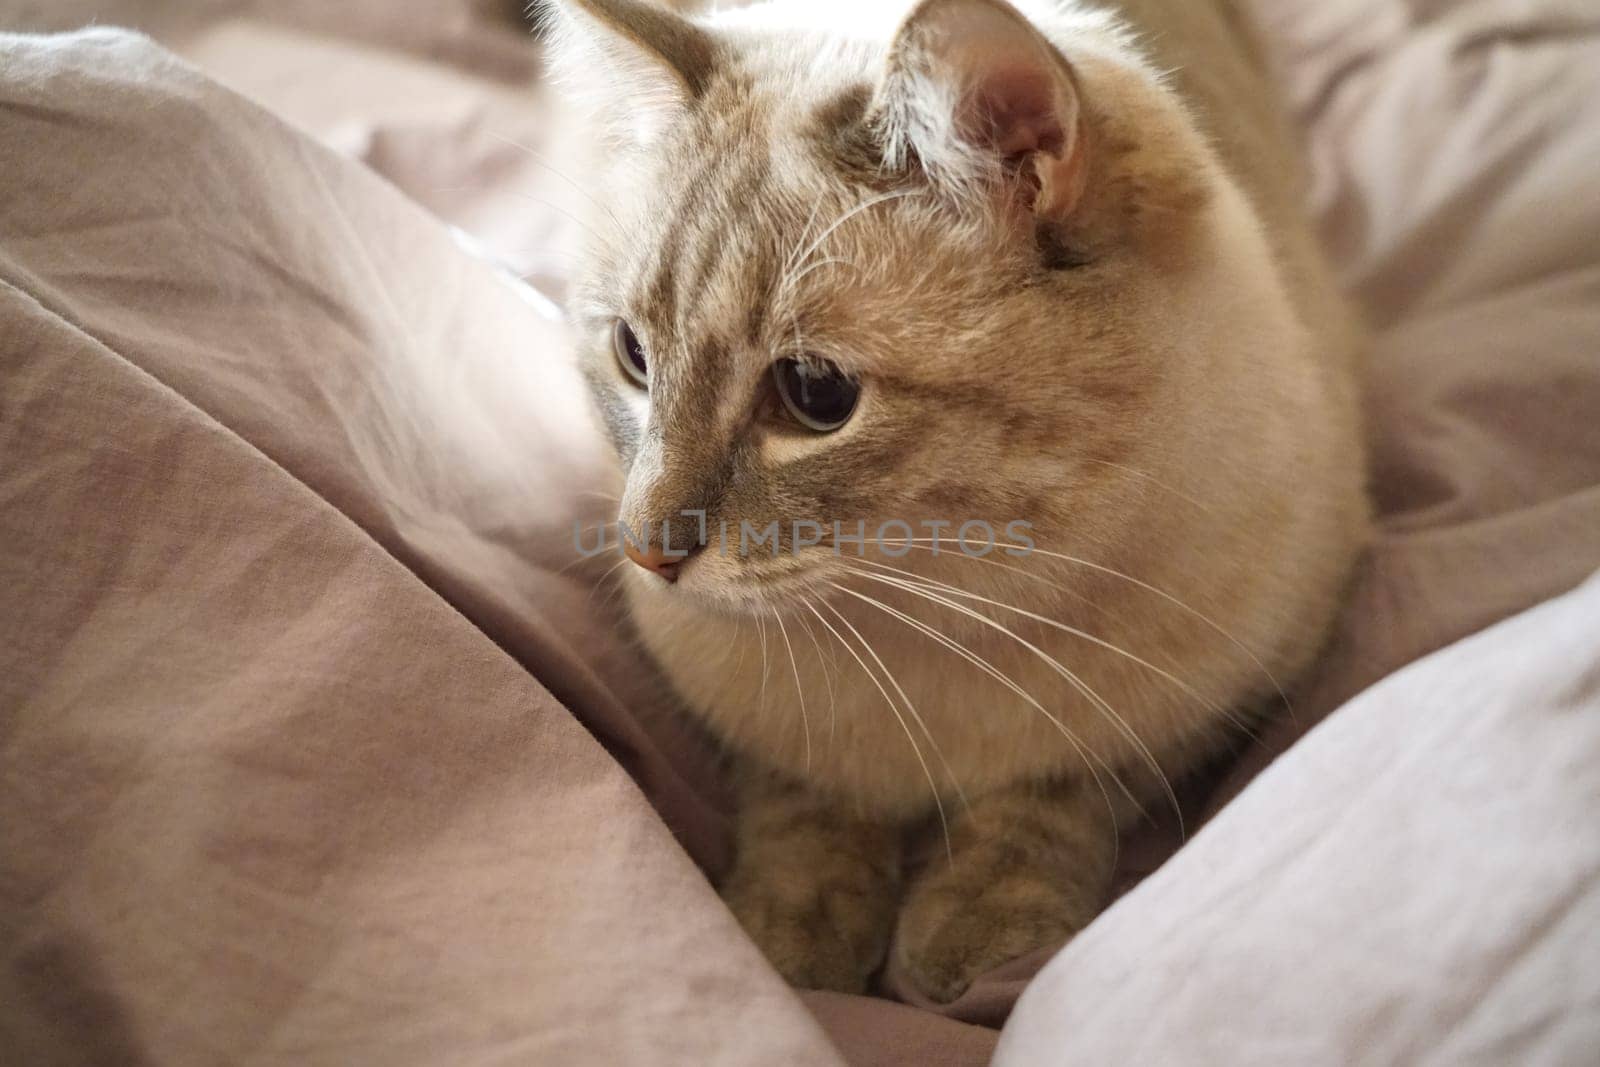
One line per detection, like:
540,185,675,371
873,0,1087,220
541,0,717,149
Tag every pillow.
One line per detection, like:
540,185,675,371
998,572,1600,1064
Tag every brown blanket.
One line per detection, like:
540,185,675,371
2,0,1598,1063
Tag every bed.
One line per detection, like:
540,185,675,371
1,1,1597,1063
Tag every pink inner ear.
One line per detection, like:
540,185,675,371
887,0,1087,218
971,67,1066,160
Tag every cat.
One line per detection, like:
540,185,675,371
544,0,1367,1002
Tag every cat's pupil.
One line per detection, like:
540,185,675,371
613,319,648,386
773,357,858,432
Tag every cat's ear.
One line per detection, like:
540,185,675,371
873,0,1087,220
540,0,717,149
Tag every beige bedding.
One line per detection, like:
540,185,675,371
1,1,1597,1064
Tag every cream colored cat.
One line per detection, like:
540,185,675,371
546,0,1366,1001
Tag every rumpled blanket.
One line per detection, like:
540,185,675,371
1,0,1597,1062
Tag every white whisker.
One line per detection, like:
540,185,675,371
483,129,626,231
755,612,771,715
804,600,956,863
818,599,969,811
1080,457,1217,516
860,548,1253,734
880,536,1290,715
487,189,616,252
1019,543,1291,716
780,202,823,281
844,563,1180,834
797,596,841,746
590,556,631,613
783,188,920,298
786,255,858,293
774,612,812,772
557,521,619,576
828,581,1128,844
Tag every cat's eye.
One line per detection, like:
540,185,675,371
612,319,648,387
772,356,858,432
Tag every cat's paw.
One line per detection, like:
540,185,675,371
894,871,1093,1003
722,867,896,994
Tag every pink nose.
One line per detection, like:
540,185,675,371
625,544,685,582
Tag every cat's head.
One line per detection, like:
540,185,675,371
547,0,1235,611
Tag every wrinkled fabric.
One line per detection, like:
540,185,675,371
0,0,1597,1063
0,30,835,1067
998,573,1600,1065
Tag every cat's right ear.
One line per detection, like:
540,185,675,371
539,0,716,150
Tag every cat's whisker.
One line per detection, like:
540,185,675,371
883,540,1100,615
774,612,813,773
827,581,1128,848
1079,458,1217,517
796,596,841,746
877,536,1290,717
599,581,629,613
586,556,630,611
774,201,825,324
1016,544,1291,717
756,612,772,716
782,188,921,297
843,562,1179,834
786,254,859,291
555,554,600,578
778,201,823,286
859,545,1256,736
555,521,621,577
492,189,617,252
733,613,748,676
856,555,1252,800
818,599,969,812
482,129,627,231
803,600,956,864
789,311,809,366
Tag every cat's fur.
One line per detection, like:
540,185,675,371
546,0,1367,1001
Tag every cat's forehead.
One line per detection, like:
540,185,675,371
607,60,1010,403
621,88,874,363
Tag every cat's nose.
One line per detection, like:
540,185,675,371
624,543,699,582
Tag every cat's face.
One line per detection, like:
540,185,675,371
553,0,1208,612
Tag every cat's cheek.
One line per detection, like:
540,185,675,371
606,385,652,468
757,430,829,469
622,385,650,424
579,356,650,464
